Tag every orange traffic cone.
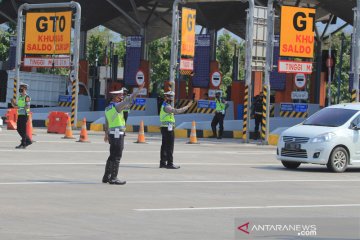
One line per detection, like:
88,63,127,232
77,118,90,143
63,118,75,139
26,113,33,142
135,120,147,143
187,121,199,144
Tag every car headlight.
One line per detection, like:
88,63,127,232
311,132,336,143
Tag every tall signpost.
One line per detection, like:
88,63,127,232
15,2,81,127
263,0,275,144
352,0,360,103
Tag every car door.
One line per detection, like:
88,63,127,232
349,114,360,163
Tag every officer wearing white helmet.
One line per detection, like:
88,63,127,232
159,91,192,169
211,91,228,139
11,82,32,149
102,83,145,185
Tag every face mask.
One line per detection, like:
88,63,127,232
19,88,24,93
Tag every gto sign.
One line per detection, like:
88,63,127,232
25,11,72,54
280,6,315,58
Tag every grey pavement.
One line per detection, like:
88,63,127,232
0,128,360,240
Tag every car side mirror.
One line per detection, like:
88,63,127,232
351,122,360,130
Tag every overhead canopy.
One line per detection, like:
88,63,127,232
0,0,355,42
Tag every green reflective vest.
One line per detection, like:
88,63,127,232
160,102,175,127
105,105,126,129
215,99,225,111
18,95,30,115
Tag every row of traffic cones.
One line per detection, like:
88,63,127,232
61,118,199,144
62,117,89,142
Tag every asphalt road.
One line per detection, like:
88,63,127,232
0,128,359,240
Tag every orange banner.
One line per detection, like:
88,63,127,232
280,6,315,58
181,8,196,57
25,11,72,55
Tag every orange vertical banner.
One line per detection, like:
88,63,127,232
181,7,196,57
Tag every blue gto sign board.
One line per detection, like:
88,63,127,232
134,98,146,106
58,95,72,102
281,103,308,112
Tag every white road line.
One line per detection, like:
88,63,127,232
0,149,275,154
0,162,275,166
1,179,360,185
134,204,360,212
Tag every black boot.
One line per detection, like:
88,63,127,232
102,159,111,183
167,163,180,169
108,161,126,185
15,144,26,149
159,161,167,168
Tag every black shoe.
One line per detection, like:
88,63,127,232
102,175,110,183
109,179,126,185
217,136,222,139
209,135,217,138
26,141,32,146
160,162,167,168
15,144,26,149
166,164,180,169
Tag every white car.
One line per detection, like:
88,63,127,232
277,103,360,172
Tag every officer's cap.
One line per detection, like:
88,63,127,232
109,89,123,94
20,82,29,88
164,91,175,96
121,87,128,92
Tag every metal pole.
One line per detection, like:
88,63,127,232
263,0,274,144
169,0,182,107
244,0,255,143
353,2,360,102
14,4,26,103
327,34,332,106
72,1,81,127
337,34,345,104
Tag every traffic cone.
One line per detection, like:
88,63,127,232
135,120,147,143
187,121,199,144
26,113,33,142
77,118,90,143
63,118,75,139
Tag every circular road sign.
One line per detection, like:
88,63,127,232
136,70,145,86
294,73,306,89
211,71,221,88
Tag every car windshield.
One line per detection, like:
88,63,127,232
303,108,358,127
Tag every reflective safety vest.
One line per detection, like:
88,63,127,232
18,95,30,115
160,102,175,127
215,99,225,112
105,105,126,130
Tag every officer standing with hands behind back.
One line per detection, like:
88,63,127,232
102,83,145,185
11,82,32,149
160,91,192,169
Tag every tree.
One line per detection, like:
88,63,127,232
148,36,171,94
325,33,351,103
216,32,245,96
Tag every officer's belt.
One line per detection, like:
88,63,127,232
255,112,262,115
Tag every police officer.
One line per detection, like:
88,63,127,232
160,91,192,169
102,84,144,185
211,91,228,139
121,87,130,124
11,82,32,149
252,91,264,139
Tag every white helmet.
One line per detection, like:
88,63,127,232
164,91,175,96
109,89,123,94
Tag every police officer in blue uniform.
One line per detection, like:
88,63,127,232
102,84,144,185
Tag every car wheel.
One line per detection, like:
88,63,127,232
327,147,348,173
281,161,301,169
